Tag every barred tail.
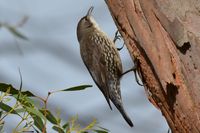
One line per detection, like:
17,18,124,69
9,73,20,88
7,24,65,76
110,81,134,127
113,100,134,127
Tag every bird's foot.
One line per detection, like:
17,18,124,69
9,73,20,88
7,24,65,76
121,59,143,86
113,30,125,51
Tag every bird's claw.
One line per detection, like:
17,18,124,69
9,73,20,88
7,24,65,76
113,30,124,51
121,59,143,86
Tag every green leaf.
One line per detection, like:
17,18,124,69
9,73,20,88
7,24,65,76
97,126,109,132
23,96,35,106
61,85,92,91
0,83,35,97
39,109,57,124
62,123,69,129
52,126,65,133
0,121,4,132
26,107,45,120
31,114,45,132
5,25,28,40
0,111,2,118
0,102,18,114
13,94,34,108
93,130,109,133
21,91,35,97
15,108,26,113
94,126,109,133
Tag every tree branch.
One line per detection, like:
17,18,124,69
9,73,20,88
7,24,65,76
105,0,200,132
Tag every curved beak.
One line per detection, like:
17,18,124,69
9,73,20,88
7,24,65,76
86,6,94,17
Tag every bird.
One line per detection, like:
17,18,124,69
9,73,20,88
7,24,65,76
76,6,133,127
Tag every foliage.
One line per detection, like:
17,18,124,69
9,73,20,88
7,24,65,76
0,83,109,133
0,17,109,133
0,16,29,40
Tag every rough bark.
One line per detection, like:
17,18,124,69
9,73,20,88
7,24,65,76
105,0,200,132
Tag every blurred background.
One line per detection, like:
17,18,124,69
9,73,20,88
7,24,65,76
0,0,168,132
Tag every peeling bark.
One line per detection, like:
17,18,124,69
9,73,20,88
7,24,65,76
105,0,200,132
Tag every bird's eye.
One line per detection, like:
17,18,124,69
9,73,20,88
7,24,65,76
81,17,92,28
84,17,89,21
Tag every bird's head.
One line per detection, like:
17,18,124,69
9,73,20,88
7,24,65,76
77,6,99,41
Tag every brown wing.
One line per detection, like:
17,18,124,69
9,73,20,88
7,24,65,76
102,36,123,78
111,42,123,78
80,39,112,109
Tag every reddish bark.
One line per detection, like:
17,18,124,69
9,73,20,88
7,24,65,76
105,0,200,132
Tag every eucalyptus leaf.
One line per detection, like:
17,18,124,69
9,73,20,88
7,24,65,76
52,125,65,133
97,126,109,132
0,83,35,97
94,130,109,133
13,94,34,107
60,85,92,91
39,109,57,124
0,111,2,118
26,107,45,120
0,122,4,132
31,114,45,132
0,102,18,114
15,108,26,113
62,123,69,129
5,25,28,40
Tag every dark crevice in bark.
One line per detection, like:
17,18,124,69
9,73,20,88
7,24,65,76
166,83,178,114
177,42,191,54
172,73,176,79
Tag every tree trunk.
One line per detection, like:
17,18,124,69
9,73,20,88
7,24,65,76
105,0,200,132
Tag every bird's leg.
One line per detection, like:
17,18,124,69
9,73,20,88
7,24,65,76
113,30,120,43
117,43,125,51
121,59,143,86
113,30,125,51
